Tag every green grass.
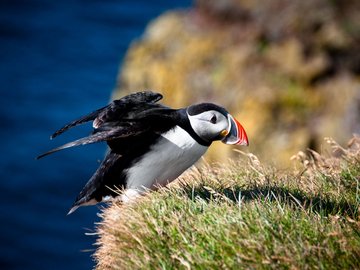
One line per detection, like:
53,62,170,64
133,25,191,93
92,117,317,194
94,137,360,269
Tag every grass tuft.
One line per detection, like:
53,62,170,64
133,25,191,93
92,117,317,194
94,136,360,269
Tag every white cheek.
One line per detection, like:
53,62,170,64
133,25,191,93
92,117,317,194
190,119,209,137
188,111,228,140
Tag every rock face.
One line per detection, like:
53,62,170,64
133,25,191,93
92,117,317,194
113,0,360,167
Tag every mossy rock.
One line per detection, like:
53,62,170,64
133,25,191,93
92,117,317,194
113,0,360,167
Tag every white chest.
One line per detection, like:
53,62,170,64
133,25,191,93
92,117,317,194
125,125,208,192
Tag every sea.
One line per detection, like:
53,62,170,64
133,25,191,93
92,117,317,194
0,0,191,269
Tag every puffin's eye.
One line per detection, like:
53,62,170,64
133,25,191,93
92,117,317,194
210,115,217,124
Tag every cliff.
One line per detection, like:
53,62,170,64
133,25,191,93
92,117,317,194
93,1,360,268
94,136,360,269
112,0,360,167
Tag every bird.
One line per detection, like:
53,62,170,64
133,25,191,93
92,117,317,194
37,91,249,214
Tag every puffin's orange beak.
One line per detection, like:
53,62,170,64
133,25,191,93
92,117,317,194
221,114,249,146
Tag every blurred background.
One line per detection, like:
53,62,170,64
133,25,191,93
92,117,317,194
113,0,360,166
0,0,191,269
0,0,359,269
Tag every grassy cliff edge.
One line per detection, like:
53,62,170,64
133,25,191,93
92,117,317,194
94,136,359,269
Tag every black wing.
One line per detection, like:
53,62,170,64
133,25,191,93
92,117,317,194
50,91,163,139
50,106,106,139
37,91,176,159
37,123,145,159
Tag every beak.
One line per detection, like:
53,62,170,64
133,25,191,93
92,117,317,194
222,114,249,146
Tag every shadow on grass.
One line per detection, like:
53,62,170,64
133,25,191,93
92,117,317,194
181,185,358,219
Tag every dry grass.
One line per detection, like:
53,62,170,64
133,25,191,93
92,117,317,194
94,136,360,269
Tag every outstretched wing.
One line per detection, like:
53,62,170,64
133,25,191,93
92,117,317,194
37,91,177,159
36,123,145,159
50,91,163,139
50,106,106,139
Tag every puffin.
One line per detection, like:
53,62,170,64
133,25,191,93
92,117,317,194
37,91,249,214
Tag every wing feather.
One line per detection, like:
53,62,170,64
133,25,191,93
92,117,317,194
37,124,146,159
50,91,162,138
50,106,106,139
38,91,171,159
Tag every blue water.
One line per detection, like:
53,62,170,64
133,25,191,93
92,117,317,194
0,0,191,269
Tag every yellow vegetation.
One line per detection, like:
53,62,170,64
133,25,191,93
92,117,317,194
94,136,360,269
112,0,360,167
